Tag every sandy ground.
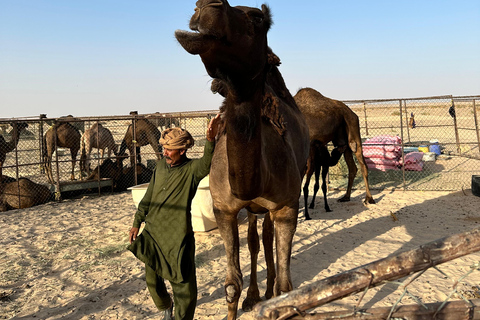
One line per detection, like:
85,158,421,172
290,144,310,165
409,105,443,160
2,188,480,320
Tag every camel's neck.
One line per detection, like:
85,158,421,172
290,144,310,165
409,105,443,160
225,91,265,200
6,125,22,152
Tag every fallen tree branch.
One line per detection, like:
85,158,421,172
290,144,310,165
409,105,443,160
296,299,480,320
253,227,480,320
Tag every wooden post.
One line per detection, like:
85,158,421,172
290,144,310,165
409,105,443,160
473,99,480,153
399,100,406,191
253,227,480,320
362,102,369,137
130,111,138,186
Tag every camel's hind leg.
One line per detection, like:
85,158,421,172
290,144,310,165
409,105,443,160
242,211,275,312
354,145,375,204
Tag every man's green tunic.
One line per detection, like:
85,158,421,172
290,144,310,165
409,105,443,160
128,141,214,283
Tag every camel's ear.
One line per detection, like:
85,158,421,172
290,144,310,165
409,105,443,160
261,4,272,31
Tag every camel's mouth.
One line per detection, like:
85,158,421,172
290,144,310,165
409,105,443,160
175,29,218,55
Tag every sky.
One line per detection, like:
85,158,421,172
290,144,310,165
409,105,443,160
1,0,479,119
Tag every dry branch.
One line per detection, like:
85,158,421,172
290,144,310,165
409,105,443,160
253,227,480,320
297,299,480,320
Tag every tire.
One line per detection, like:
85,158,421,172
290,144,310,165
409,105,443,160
473,175,480,197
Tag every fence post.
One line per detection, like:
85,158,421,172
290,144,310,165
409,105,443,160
130,111,138,186
95,120,102,195
39,114,46,174
13,120,21,206
54,120,62,201
404,99,411,143
473,99,480,152
362,102,369,137
451,98,461,153
399,99,406,191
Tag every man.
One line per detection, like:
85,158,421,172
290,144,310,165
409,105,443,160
128,114,220,320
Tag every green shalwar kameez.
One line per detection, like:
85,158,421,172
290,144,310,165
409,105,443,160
128,141,214,320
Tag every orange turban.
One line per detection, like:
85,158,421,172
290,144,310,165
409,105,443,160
159,127,194,149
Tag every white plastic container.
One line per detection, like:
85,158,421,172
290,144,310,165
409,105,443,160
422,152,436,162
128,175,217,232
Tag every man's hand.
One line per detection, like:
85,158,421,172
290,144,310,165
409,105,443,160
129,227,139,243
206,113,222,142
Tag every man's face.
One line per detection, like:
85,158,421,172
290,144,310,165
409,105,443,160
163,148,186,166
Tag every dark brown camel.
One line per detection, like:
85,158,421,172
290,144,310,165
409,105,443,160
43,121,81,184
118,118,162,167
0,122,29,179
303,143,345,219
86,155,152,191
175,2,310,319
0,178,52,212
294,87,375,211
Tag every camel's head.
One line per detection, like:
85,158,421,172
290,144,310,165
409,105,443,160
175,0,272,82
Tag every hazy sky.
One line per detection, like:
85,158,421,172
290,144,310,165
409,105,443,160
1,0,479,118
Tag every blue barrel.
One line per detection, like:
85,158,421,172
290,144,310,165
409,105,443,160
429,141,441,155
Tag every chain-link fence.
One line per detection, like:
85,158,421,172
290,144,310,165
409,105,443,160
0,111,216,210
1,95,479,211
329,95,480,191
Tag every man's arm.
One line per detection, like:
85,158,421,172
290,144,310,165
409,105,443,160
193,114,221,180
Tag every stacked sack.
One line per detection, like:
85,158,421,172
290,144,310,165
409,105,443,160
363,135,425,172
363,135,402,171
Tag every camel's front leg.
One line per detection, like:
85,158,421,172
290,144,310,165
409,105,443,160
242,211,261,311
272,206,298,296
213,207,242,320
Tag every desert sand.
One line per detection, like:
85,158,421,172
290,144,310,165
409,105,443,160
2,187,480,320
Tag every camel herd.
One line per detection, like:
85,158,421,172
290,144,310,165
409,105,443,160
0,116,167,211
1,0,376,317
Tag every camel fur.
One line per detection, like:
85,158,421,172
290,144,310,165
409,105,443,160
43,121,81,184
175,1,310,319
0,178,52,212
294,88,375,215
0,122,28,179
80,122,117,177
118,118,162,167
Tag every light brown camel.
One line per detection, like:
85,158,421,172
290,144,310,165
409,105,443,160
0,122,29,179
175,2,310,319
0,178,52,212
118,118,162,167
80,122,117,177
294,87,375,214
43,121,81,184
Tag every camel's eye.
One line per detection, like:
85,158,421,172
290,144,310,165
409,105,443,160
250,12,264,25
